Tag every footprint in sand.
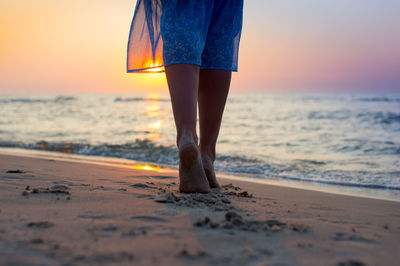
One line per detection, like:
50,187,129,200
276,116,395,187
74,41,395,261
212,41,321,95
332,232,378,244
6,170,26,173
131,216,167,223
103,225,118,232
112,180,131,185
131,175,150,179
136,194,155,200
337,260,366,266
149,175,175,180
78,215,113,220
134,175,175,180
50,185,70,191
131,183,155,189
52,181,75,186
22,186,70,196
3,172,35,180
154,209,179,217
27,221,54,229
73,252,134,263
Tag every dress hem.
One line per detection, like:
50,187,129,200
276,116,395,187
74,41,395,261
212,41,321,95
127,61,238,73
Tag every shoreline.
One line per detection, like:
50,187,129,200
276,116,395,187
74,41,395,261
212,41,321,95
1,147,399,203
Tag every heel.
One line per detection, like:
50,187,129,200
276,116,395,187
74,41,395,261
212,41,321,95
179,143,198,168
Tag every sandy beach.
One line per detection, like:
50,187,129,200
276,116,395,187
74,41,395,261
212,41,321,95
0,152,399,266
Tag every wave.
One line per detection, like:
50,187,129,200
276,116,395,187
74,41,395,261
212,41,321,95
1,139,399,191
307,110,351,120
307,110,400,125
0,96,77,104
357,111,400,125
277,171,400,190
329,139,400,155
0,140,178,164
0,140,264,167
372,112,400,125
114,96,170,102
359,97,400,103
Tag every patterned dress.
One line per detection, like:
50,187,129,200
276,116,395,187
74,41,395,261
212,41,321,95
127,0,243,73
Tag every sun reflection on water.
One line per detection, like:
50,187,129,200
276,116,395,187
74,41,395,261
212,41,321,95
145,104,160,117
134,93,170,143
148,120,162,130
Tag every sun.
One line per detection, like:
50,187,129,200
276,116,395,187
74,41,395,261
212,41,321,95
144,62,165,73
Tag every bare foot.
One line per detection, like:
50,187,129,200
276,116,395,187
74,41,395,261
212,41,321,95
178,138,210,194
201,155,220,188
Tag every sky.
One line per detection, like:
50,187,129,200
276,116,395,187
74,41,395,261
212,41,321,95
0,0,399,94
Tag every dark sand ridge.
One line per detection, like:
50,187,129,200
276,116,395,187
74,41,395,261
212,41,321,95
0,153,399,266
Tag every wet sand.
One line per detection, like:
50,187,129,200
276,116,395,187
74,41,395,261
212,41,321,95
0,153,399,266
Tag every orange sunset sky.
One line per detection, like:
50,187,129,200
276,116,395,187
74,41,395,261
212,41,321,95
0,0,399,94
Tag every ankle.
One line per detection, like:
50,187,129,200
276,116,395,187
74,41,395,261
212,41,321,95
200,146,215,162
177,128,198,148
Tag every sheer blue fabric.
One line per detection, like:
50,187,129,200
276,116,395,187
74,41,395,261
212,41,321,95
127,0,243,73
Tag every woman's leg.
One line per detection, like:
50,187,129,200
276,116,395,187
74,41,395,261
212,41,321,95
165,63,210,193
198,69,232,188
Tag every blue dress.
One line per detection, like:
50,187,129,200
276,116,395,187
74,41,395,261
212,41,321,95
127,0,243,73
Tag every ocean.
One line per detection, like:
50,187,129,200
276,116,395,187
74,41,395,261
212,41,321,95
1,92,399,195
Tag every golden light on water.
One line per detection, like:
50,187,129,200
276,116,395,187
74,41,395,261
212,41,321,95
148,132,162,139
131,164,163,171
146,104,160,110
144,93,165,134
145,104,160,117
148,120,162,130
133,93,168,142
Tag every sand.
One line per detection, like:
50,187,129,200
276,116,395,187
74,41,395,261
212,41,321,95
0,152,399,266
